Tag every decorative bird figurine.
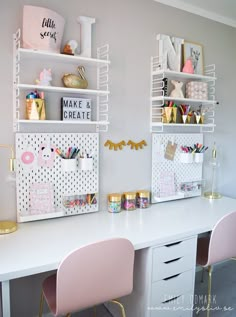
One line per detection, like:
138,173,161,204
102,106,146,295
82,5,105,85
62,66,88,89
182,58,194,74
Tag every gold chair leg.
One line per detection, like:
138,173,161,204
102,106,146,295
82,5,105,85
111,300,126,317
206,265,212,317
65,314,71,317
93,305,97,317
39,290,44,317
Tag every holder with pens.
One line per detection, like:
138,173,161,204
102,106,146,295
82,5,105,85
162,102,182,124
180,143,208,164
79,152,93,171
62,193,97,210
56,147,80,172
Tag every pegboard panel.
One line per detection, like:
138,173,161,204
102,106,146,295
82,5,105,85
152,133,203,203
15,133,99,222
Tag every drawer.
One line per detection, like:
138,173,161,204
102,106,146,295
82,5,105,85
151,270,194,306
152,253,195,282
152,238,196,282
153,238,196,263
149,291,193,317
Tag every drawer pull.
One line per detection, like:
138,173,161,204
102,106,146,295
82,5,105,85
162,295,181,304
164,257,181,264
163,273,180,281
165,241,182,248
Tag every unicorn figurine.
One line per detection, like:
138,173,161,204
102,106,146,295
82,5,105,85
36,69,52,86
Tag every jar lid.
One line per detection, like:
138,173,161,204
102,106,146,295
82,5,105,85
137,190,150,198
108,193,121,202
124,192,136,199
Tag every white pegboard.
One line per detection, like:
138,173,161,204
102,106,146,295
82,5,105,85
152,133,203,203
15,133,99,222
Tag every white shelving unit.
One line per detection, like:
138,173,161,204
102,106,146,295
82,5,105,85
150,56,217,133
13,29,110,132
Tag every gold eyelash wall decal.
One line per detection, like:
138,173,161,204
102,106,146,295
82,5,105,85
127,140,147,150
104,140,126,151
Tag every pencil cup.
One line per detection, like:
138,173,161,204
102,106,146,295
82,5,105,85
62,159,77,172
79,157,93,171
194,153,204,163
180,153,193,164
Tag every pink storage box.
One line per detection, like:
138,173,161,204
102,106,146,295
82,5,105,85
23,5,65,53
186,81,208,100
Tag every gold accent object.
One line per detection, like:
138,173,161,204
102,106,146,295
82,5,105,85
204,192,222,199
0,144,15,172
108,193,122,202
62,66,88,89
123,192,136,199
0,221,17,234
0,144,17,234
137,190,150,198
127,140,147,150
104,140,126,151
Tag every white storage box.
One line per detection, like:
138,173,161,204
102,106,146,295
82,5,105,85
23,5,65,53
186,81,208,100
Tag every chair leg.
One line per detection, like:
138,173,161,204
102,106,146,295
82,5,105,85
201,267,205,283
93,305,97,317
111,300,126,317
65,314,71,317
39,290,44,317
206,265,212,317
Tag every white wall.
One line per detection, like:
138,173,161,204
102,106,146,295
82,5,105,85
1,0,236,315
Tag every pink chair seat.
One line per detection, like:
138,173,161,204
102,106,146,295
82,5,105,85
39,238,134,317
197,211,236,267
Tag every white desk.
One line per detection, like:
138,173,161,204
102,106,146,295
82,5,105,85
1,196,236,317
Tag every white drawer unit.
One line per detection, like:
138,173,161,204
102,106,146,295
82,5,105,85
149,237,197,317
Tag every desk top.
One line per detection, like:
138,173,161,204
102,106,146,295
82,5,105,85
1,196,236,281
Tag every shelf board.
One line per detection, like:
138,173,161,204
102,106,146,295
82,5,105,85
18,48,110,66
152,96,217,105
152,70,216,81
17,84,109,95
151,122,215,128
18,120,110,125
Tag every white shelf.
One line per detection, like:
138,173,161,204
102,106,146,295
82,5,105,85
152,96,217,105
18,48,110,66
19,210,64,222
18,120,109,125
151,123,215,128
153,69,216,81
17,84,109,96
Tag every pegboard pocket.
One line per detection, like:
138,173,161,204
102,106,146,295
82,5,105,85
62,192,98,214
62,158,77,172
179,153,193,164
79,157,93,171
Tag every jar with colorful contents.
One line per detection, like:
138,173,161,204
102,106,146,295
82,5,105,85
108,193,122,213
123,192,136,211
137,190,150,208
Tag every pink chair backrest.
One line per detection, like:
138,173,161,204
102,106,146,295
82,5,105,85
56,238,134,315
207,211,236,266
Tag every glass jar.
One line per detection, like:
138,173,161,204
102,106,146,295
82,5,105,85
123,192,136,211
136,190,150,209
108,193,122,213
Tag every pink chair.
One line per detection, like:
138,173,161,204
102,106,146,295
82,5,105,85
39,238,134,317
196,211,236,317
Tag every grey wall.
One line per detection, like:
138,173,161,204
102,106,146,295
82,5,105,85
1,0,236,316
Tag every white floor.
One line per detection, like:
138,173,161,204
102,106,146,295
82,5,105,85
44,260,236,317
